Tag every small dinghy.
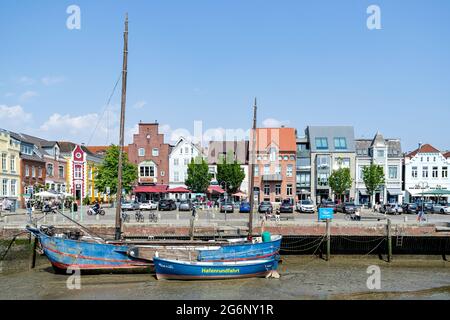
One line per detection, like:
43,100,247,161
153,256,280,280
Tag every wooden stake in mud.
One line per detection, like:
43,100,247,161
30,236,38,269
326,218,331,261
387,218,392,262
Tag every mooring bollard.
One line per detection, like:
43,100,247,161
176,213,179,220
326,218,331,261
30,236,38,269
387,218,392,262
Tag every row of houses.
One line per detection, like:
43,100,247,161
1,122,449,208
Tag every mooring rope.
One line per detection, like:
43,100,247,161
0,231,28,261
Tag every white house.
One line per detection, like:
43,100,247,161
355,133,403,205
404,143,450,203
168,136,203,192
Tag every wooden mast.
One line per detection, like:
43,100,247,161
115,13,128,240
248,98,257,238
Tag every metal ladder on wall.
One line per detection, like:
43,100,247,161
395,226,404,247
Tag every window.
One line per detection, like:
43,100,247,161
290,155,296,161
2,179,7,196
59,166,64,178
297,173,311,187
388,166,398,179
185,147,189,154
25,165,30,177
287,184,293,196
174,171,179,182
286,164,293,177
191,147,194,154
184,158,189,165
423,166,429,178
335,158,350,169
275,165,281,175
334,137,347,150
74,165,82,179
10,179,16,196
264,164,270,175
283,156,289,161
161,171,165,176
10,156,15,173
317,155,330,169
297,158,310,167
269,148,277,162
264,184,270,195
152,148,159,157
32,166,36,178
139,165,155,177
38,167,42,178
47,163,54,177
315,138,328,150
318,173,329,186
359,166,366,180
180,148,183,154
443,167,448,179
432,167,438,178
254,165,259,177
174,159,179,166
1,154,6,171
138,148,145,157
412,166,418,178
377,150,385,158
275,184,281,195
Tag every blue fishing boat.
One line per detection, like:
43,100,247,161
153,256,279,280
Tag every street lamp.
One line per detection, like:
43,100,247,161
418,181,429,215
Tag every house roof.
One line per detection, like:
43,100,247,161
355,133,402,158
253,127,297,152
306,126,356,152
444,152,450,159
86,145,129,155
406,144,441,158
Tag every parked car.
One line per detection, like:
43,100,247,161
158,199,177,211
432,203,450,214
402,203,418,214
139,200,158,211
379,203,403,215
121,200,140,211
239,202,251,213
296,199,315,213
220,201,234,213
178,200,192,211
336,202,357,214
279,199,294,213
319,200,337,211
415,201,434,212
258,201,273,214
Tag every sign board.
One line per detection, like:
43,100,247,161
318,207,334,221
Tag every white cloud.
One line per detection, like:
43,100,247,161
19,90,38,102
133,100,147,109
40,113,98,134
41,76,65,86
262,118,290,128
0,105,32,125
17,76,35,85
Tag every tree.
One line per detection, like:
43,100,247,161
362,164,385,206
328,168,353,203
185,157,212,193
216,152,246,194
95,145,138,195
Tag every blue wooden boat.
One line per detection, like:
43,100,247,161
153,256,279,280
27,226,282,274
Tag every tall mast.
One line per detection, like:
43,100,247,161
115,13,128,240
248,98,257,237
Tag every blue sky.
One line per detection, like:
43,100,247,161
1,0,449,152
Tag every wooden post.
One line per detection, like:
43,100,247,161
30,236,38,269
387,218,392,262
189,217,195,241
326,218,331,261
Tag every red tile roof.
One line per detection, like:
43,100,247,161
444,152,450,159
253,127,296,152
406,144,441,158
86,145,129,155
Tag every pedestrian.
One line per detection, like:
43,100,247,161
417,208,425,222
26,199,32,223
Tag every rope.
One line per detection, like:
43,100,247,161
0,231,28,261
52,209,106,242
339,235,386,243
364,238,386,256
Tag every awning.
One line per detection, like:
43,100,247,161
134,185,168,193
232,192,247,198
421,189,450,196
387,188,403,196
168,187,191,193
358,189,368,196
207,185,225,194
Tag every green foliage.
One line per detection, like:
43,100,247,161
82,195,90,205
185,157,212,193
216,152,246,194
95,145,138,195
362,164,385,200
328,168,353,201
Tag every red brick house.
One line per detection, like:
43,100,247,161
127,122,171,200
252,127,297,204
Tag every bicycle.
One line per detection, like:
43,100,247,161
121,211,130,223
148,211,158,223
135,210,144,223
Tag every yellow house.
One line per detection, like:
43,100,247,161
0,129,21,207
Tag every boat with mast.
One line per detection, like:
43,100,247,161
26,14,281,274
